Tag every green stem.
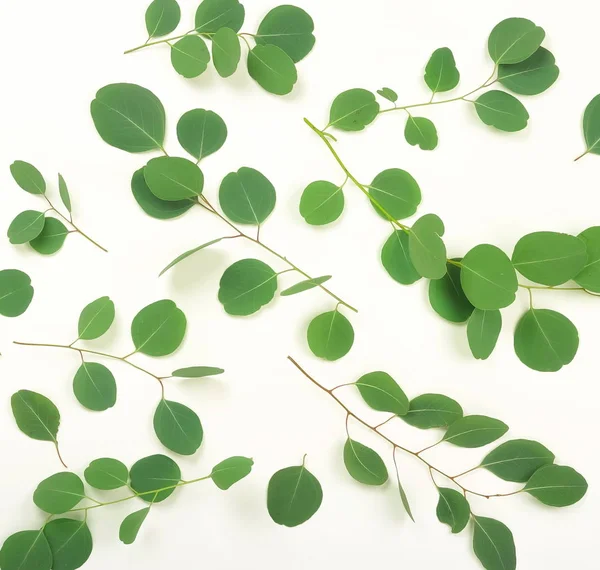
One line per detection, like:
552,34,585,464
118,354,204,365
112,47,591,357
574,149,590,162
124,29,197,54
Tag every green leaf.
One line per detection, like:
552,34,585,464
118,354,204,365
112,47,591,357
460,244,518,310
10,161,46,194
131,299,187,356
355,371,409,415
8,210,45,244
377,87,398,103
247,44,297,95
177,109,227,161
512,231,587,286
474,90,529,132
436,488,470,534
328,89,380,131
78,296,115,340
154,399,203,455
524,465,588,507
11,390,60,442
498,47,559,95
299,180,345,226
428,260,474,323
424,47,460,94
0,530,52,570
218,258,278,316
581,95,600,157
84,458,129,490
368,168,421,220
472,516,516,570
172,366,224,377
119,508,150,545
159,238,226,276
393,458,414,522
73,362,117,412
130,454,181,503
402,393,463,429
195,0,244,33
514,308,579,372
146,0,180,37
44,519,92,570
255,5,315,63
267,461,323,527
467,309,502,360
171,36,210,78
212,27,241,77
381,230,421,285
58,174,72,212
144,156,204,201
404,116,438,150
280,276,332,297
30,218,68,255
481,439,555,482
0,269,34,317
131,168,194,220
211,456,254,489
343,439,388,486
575,226,600,292
488,17,545,64
219,167,276,224
91,83,166,153
408,214,447,279
443,415,508,448
307,310,354,361
33,472,85,514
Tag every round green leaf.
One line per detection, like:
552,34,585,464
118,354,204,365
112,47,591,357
10,161,46,195
460,244,518,310
195,0,244,33
0,530,52,570
171,366,224,378
328,89,379,131
575,226,600,292
524,465,588,507
218,259,278,316
307,310,354,361
343,439,388,486
78,296,115,340
8,210,45,244
474,90,529,132
212,27,241,77
131,299,187,356
33,472,85,514
368,168,421,220
377,87,398,103
30,218,69,255
467,309,502,360
130,454,181,503
404,116,438,150
424,47,460,94
472,516,516,570
219,167,276,224
171,36,210,78
177,109,227,161
436,487,470,534
280,275,331,297
11,390,59,442
299,180,345,226
481,439,555,483
211,456,254,490
488,18,545,64
73,362,117,412
247,44,297,95
146,0,180,37
402,393,463,429
0,269,34,317
255,5,315,63
408,214,447,279
514,308,579,372
355,371,409,415
91,83,166,153
44,518,92,570
84,458,129,490
498,47,559,95
144,156,204,201
131,168,193,220
119,508,150,545
582,95,600,157
442,415,508,448
58,174,72,212
428,260,474,323
154,399,203,455
381,230,421,285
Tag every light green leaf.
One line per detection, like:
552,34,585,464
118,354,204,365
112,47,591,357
159,238,226,277
247,44,297,95
211,456,254,489
381,230,421,285
355,371,409,415
11,390,60,442
408,214,447,279
0,530,52,570
575,226,600,292
44,518,92,570
436,488,470,533
443,415,508,448
524,465,588,507
498,47,559,95
307,310,354,361
195,0,244,33
467,309,502,360
78,296,115,340
472,516,516,570
392,456,414,521
172,366,224,377
488,17,545,64
131,168,194,220
84,458,129,490
57,174,72,212
402,393,463,429
131,299,187,356
119,508,150,545
299,180,345,226
581,95,600,158
212,27,241,77
29,218,68,255
404,116,438,150
377,87,398,103
280,276,332,297
10,161,46,195
33,472,85,514
0,269,34,317
73,362,117,412
171,35,210,78
481,439,554,482
368,168,421,220
219,167,276,224
343,439,388,486
328,89,379,131
130,454,181,503
146,0,181,37
425,47,460,94
474,90,529,132
8,210,45,244
177,109,227,161
428,260,474,323
154,399,203,455
144,156,204,201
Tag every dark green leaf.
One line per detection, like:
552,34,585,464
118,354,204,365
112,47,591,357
481,439,554,482
404,116,438,150
328,89,379,131
355,371,409,415
144,156,204,201
211,456,254,489
425,47,460,94
84,458,129,490
575,226,600,292
212,27,241,77
154,399,203,455
131,299,187,356
474,90,529,132
172,366,224,377
247,44,297,95
343,439,388,485
408,214,447,279
402,393,463,429
443,415,508,448
119,508,150,545
33,473,85,514
488,17,545,64
78,296,115,340
30,218,68,255
307,310,354,361
498,47,559,95
131,168,194,220
436,488,470,533
195,0,244,33
73,362,117,412
10,161,46,194
159,238,226,276
377,87,398,103
381,230,421,285
524,465,588,507
0,530,52,570
8,210,45,244
177,109,227,161
11,390,60,442
0,269,34,317
467,309,502,360
428,260,474,323
581,95,600,157
146,0,181,37
472,516,516,570
130,454,181,503
219,167,276,224
280,275,332,296
58,174,72,212
44,518,92,570
299,180,344,226
171,36,210,78
368,168,421,220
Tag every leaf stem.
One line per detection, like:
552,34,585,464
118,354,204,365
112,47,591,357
54,441,68,469
574,149,590,162
124,28,197,54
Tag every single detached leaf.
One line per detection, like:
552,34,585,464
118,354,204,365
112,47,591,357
8,210,45,244
498,47,559,95
343,439,388,486
267,462,323,527
255,5,315,63
0,269,34,317
154,399,203,455
33,472,85,514
460,244,518,310
436,488,470,534
130,454,181,503
145,156,204,201
481,439,555,482
512,231,587,286
212,27,241,77
355,371,409,415
402,393,463,429
368,168,421,220
381,230,421,285
328,89,380,131
582,95,600,157
488,17,545,64
131,168,194,220
408,214,447,279
195,0,244,33
146,0,181,37
171,36,210,78
218,258,278,316
404,116,438,150
524,465,588,507
575,226,600,292
58,174,72,212
159,238,226,276
177,109,227,161
514,308,579,372
281,276,332,296
247,44,297,95
211,456,254,490
30,218,69,255
131,299,187,356
11,390,60,442
119,508,150,545
377,87,398,103
467,309,502,360
10,161,46,194
472,516,516,570
307,310,354,361
84,458,129,490
299,180,345,226
44,518,92,570
0,530,52,570
474,90,529,132
219,167,276,224
443,415,508,448
91,83,166,153
73,362,117,412
428,260,474,323
425,47,460,94
171,366,225,377
78,296,115,340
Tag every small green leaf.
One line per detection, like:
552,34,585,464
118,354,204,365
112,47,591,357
404,116,438,150
328,89,380,131
33,473,85,514
299,180,345,226
119,508,150,545
44,519,92,570
131,299,187,356
171,35,210,78
467,309,502,360
195,0,244,33
172,366,224,378
581,95,600,158
408,214,447,279
377,87,398,103
144,156,204,201
343,439,388,486
8,210,45,244
160,238,226,276
368,168,421,220
402,393,463,429
78,296,115,340
514,308,579,372
498,47,559,95
488,17,545,64
355,371,409,415
481,439,555,482
280,276,332,297
73,362,117,412
443,415,508,448
524,465,588,507
58,174,72,212
425,47,460,94
248,44,297,95
146,0,181,37
211,456,254,489
307,310,354,361
472,516,516,570
381,230,421,285
29,218,68,255
10,161,46,195
219,167,276,224
11,390,60,442
575,226,600,292
436,488,470,534
131,168,194,220
212,27,241,77
0,270,34,317
393,458,414,522
177,109,227,161
154,399,203,455
84,458,129,490
474,91,529,132
0,530,52,570
130,454,181,503
428,260,474,323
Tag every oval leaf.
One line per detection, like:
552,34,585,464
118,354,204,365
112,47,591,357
84,458,129,490
160,238,226,276
44,518,92,570
425,47,460,94
29,218,69,255
443,415,508,448
171,35,210,78
488,18,545,64
368,168,421,220
131,168,193,220
11,390,60,442
581,95,600,157
130,454,181,503
481,439,555,482
575,226,600,292
436,488,470,534
524,465,588,507
10,161,46,195
154,399,203,455
467,309,502,360
307,310,354,361
404,116,438,150
145,156,204,201
498,47,559,95
328,89,379,131
280,275,332,297
177,109,227,161
119,508,150,545
381,230,421,285
299,180,345,226
146,0,181,37
247,44,297,96
472,516,516,570
402,393,463,429
428,260,474,323
212,27,241,77
408,214,447,279
8,210,45,244
171,366,224,378
78,296,115,340
33,472,85,514
131,299,187,356
343,439,388,486
73,362,117,412
0,530,52,570
474,90,529,132
355,371,409,415
195,0,244,33
211,456,254,490
0,269,34,317
219,167,276,224
58,174,72,212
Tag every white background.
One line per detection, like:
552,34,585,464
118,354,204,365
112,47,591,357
0,0,598,568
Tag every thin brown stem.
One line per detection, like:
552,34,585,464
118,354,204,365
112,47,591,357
54,441,68,469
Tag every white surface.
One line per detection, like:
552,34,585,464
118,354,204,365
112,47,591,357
0,0,598,568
